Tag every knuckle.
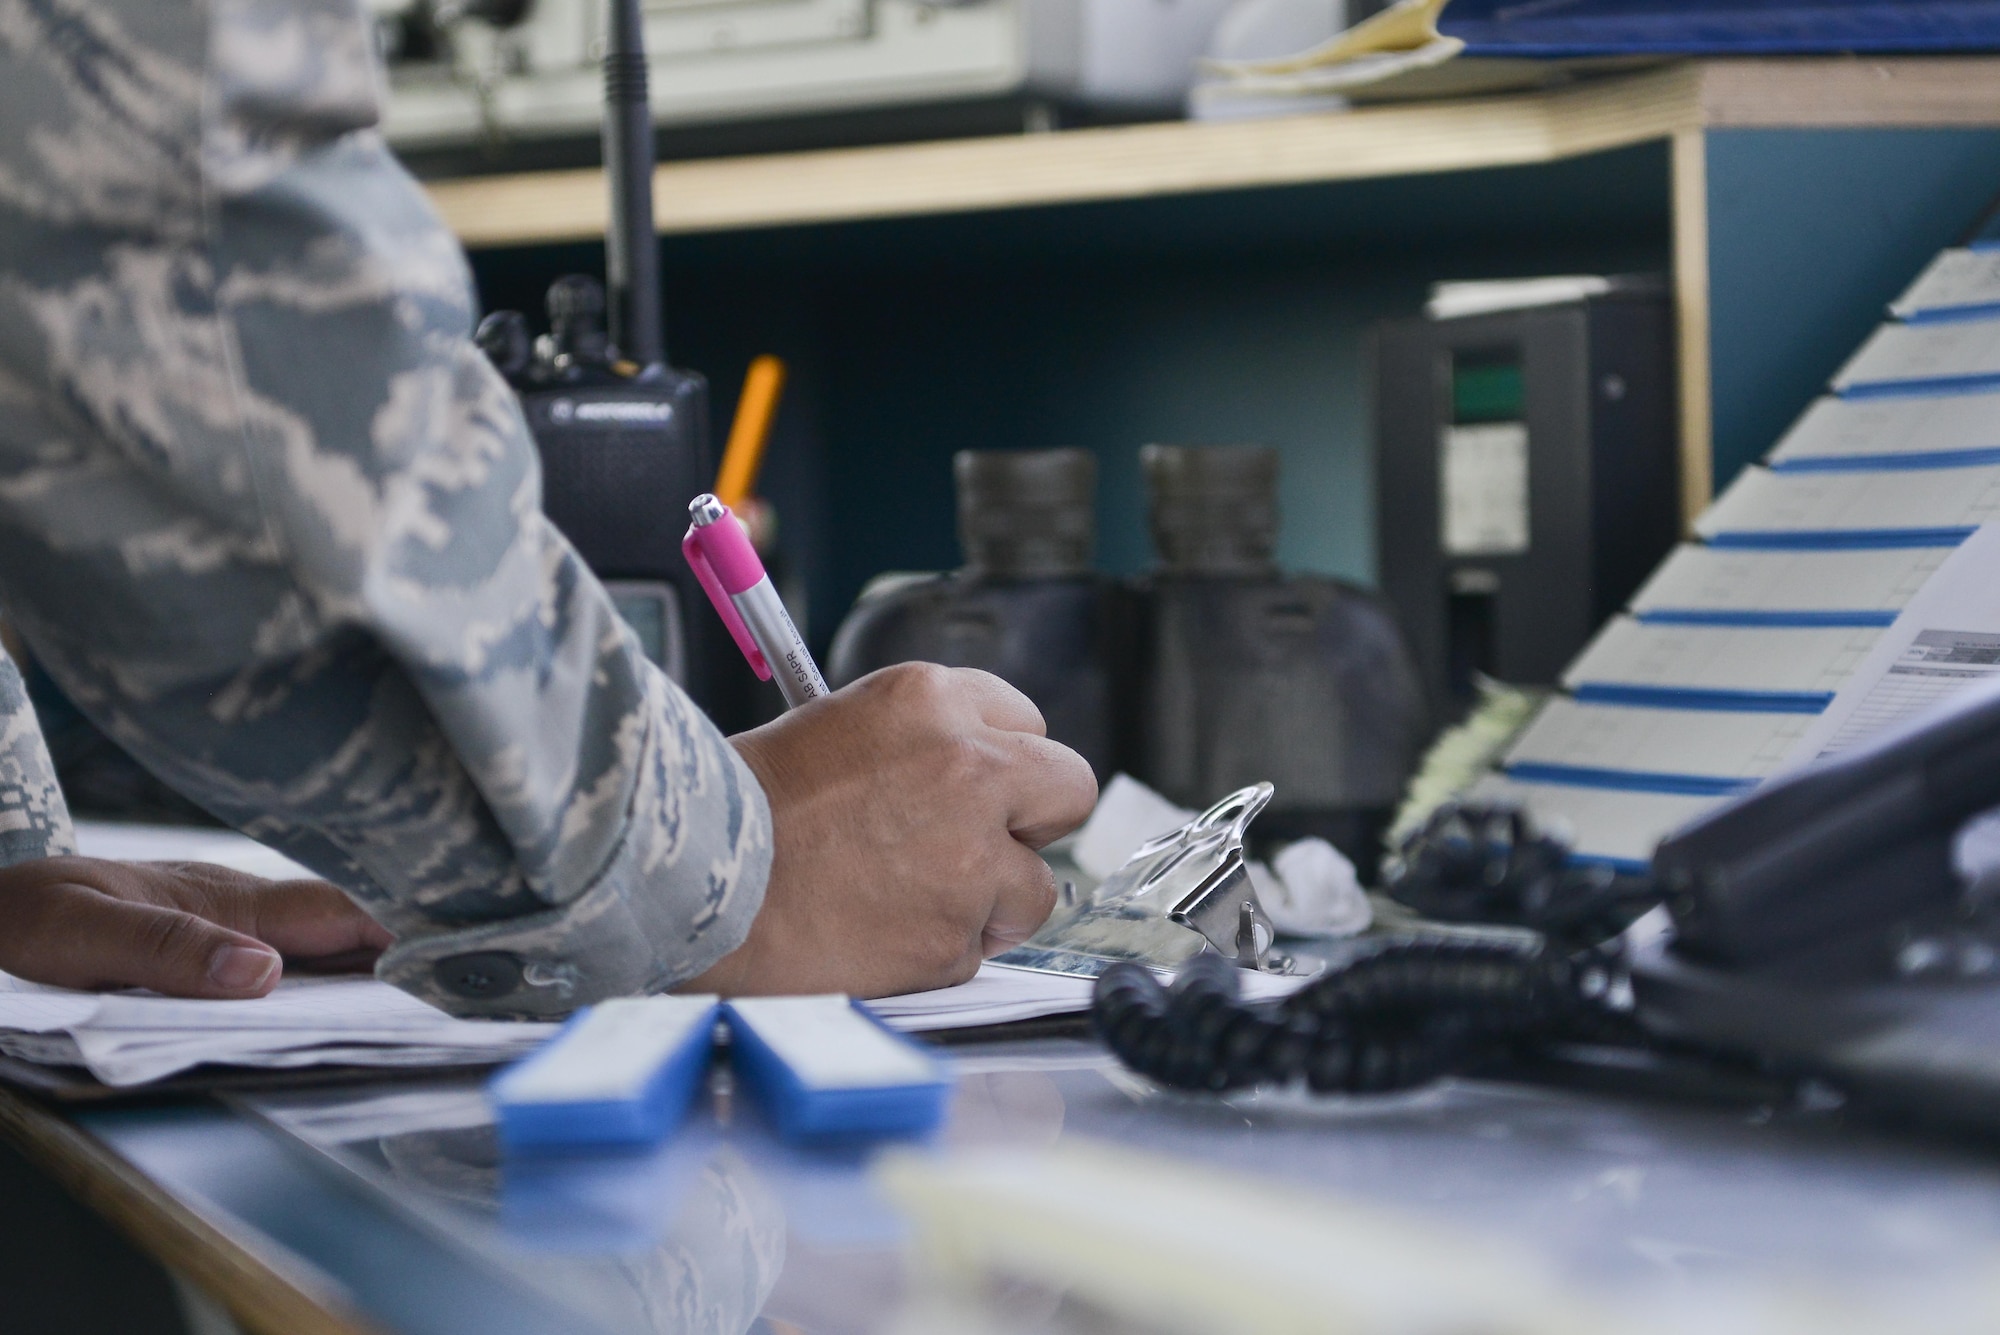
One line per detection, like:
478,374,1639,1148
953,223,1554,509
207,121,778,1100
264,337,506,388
33,856,100,887
938,732,996,788
134,911,214,968
877,660,954,710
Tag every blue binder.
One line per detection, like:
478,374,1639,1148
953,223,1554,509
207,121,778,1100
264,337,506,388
1440,1,2000,57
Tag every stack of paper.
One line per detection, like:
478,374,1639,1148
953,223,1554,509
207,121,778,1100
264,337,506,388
0,818,1296,1086
1188,0,1463,119
876,959,1304,1033
0,954,1293,1087
0,972,557,1087
1482,221,2000,866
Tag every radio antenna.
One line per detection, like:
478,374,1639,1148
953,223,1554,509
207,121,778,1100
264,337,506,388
603,0,663,370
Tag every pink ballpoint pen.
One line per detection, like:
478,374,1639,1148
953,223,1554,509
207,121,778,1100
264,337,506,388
683,494,830,710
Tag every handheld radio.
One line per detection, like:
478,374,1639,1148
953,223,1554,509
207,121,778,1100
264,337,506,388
474,0,713,702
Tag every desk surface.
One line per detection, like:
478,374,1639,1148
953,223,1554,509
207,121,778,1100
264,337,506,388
14,1039,2000,1335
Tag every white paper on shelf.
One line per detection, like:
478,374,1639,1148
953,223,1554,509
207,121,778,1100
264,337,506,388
1890,248,2000,321
1462,774,1721,866
1425,275,1613,321
1563,616,1883,697
1787,523,2000,765
1769,391,2000,464
1694,464,2000,538
1503,699,1810,783
1835,320,2000,393
1628,544,1953,616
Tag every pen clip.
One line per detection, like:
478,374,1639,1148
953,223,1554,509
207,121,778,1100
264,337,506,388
682,526,772,680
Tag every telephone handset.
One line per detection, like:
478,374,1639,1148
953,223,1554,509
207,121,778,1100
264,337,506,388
1655,678,2000,969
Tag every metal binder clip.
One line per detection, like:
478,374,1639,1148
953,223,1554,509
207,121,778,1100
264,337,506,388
995,783,1299,979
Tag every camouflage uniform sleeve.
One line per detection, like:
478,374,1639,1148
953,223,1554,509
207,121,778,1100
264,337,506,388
0,644,76,865
0,0,770,1016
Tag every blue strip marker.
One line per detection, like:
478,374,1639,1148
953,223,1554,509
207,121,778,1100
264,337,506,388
1502,762,1758,799
1570,684,1832,714
1901,303,2000,326
1840,373,2000,401
1569,853,1654,876
1634,609,1899,628
725,996,952,1144
1704,527,1978,550
490,996,720,1155
1770,446,2000,473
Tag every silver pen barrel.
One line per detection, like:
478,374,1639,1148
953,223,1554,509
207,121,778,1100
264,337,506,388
734,579,827,709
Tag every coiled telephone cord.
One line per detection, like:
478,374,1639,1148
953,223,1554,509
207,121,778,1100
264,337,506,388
1091,800,1660,1096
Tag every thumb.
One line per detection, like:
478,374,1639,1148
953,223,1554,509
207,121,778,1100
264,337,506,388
14,884,283,998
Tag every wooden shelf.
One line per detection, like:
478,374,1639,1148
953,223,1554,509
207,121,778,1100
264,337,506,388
428,57,2000,248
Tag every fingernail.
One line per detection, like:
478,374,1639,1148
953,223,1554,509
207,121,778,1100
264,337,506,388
209,945,280,991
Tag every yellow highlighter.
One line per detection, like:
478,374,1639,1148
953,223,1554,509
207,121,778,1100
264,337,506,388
714,355,788,512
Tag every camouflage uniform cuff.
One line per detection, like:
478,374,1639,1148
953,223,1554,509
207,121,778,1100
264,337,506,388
377,744,773,1019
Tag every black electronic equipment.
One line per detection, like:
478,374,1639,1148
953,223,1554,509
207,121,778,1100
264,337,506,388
474,0,714,702
1372,283,1679,717
1630,678,2000,1130
1132,445,1428,864
828,449,1127,780
1653,684,2000,970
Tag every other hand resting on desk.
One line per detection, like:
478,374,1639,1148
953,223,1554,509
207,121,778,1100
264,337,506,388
0,859,394,1000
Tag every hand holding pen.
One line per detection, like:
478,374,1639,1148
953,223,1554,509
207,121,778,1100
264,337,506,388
674,367,1094,999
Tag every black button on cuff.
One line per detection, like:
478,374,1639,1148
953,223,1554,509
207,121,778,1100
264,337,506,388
433,951,524,1001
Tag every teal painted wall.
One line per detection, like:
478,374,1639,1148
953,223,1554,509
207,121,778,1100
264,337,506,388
1704,127,2000,493
472,142,1671,644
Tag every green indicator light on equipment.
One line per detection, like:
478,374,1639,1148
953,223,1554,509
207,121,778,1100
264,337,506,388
1452,354,1525,424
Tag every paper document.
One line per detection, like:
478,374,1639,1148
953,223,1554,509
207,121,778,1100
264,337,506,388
0,971,556,1086
1197,0,1450,77
0,819,1302,1085
1462,774,1718,868
873,962,1303,1033
1504,699,1812,789
1629,543,1953,620
72,819,318,880
1441,423,1531,555
1426,276,1613,322
1835,321,2000,396
1564,616,1881,701
0,958,1243,1086
1770,392,2000,467
1787,523,2000,764
1187,0,1462,116
1891,248,2000,322
1695,464,2000,539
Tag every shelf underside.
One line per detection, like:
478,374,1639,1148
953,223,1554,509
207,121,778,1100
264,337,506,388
427,58,2000,248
